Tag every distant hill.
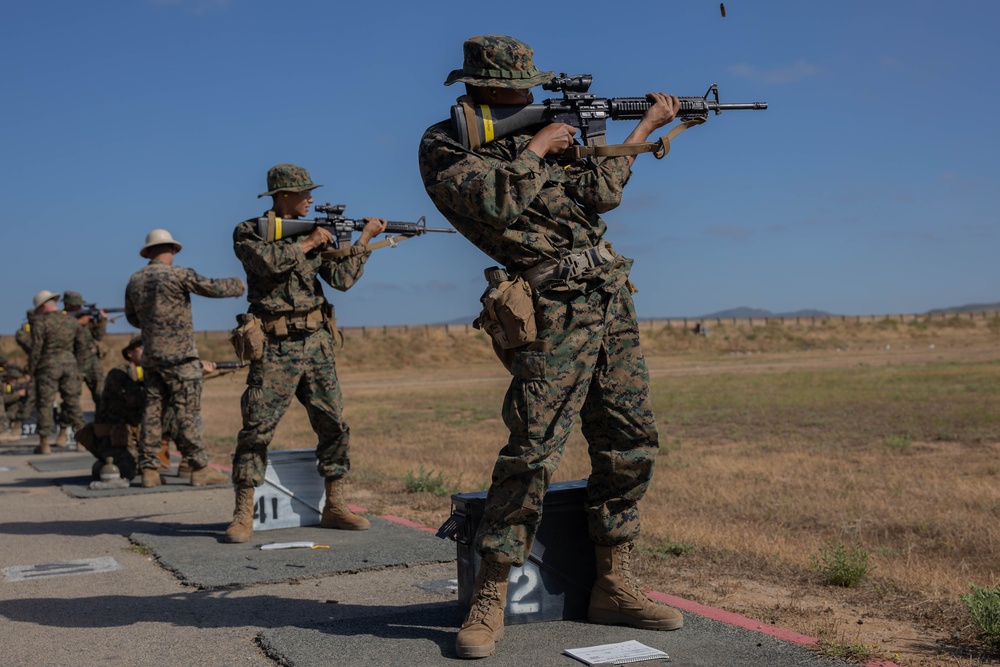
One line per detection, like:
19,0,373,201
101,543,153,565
926,302,1000,315
697,307,835,319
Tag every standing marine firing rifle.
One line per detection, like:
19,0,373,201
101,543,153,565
255,203,455,258
452,74,767,159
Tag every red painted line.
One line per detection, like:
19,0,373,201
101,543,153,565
379,514,438,535
645,591,903,667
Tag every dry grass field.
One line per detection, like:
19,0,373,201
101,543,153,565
5,313,999,665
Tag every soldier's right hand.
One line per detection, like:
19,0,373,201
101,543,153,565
527,123,578,158
301,226,335,253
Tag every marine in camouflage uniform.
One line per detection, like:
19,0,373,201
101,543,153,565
418,35,685,658
78,336,146,481
28,290,87,454
62,291,107,414
125,228,244,487
0,349,20,443
13,311,37,425
224,164,386,544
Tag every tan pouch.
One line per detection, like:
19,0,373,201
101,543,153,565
474,275,537,350
230,313,265,362
323,303,344,348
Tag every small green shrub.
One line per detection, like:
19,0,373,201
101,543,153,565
960,583,1000,648
810,543,871,587
884,434,912,451
403,466,458,496
640,539,697,559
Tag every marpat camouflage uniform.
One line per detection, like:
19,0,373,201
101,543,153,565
231,216,371,487
83,362,147,480
125,260,244,471
73,316,107,413
418,122,659,566
27,310,87,438
14,313,36,423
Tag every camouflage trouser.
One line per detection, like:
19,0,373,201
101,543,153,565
16,379,35,422
0,394,8,432
138,360,208,471
477,283,659,566
79,361,105,414
232,327,349,487
35,365,84,438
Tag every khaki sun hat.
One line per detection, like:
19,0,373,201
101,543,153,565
33,290,61,309
257,164,322,198
140,229,183,259
444,35,554,90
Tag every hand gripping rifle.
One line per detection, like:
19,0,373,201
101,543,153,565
204,360,243,381
255,203,455,259
451,74,767,160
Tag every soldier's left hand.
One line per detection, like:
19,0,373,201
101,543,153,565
200,360,217,375
640,92,681,130
359,218,388,245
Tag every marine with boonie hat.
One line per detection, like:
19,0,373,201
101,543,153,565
61,290,108,419
223,163,388,544
418,35,685,659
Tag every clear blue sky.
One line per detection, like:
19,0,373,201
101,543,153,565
3,0,996,336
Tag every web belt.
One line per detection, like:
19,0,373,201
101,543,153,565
520,243,617,290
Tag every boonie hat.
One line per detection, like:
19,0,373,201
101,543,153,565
258,164,323,198
122,335,143,361
63,291,84,308
33,290,61,309
140,229,183,259
444,35,554,90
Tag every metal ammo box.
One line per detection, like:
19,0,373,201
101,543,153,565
445,479,596,624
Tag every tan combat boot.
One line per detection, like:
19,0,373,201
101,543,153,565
225,486,255,543
456,558,511,659
54,428,68,447
9,420,23,435
190,464,229,486
34,436,51,455
141,467,162,487
0,431,21,444
177,459,193,476
588,542,683,630
320,477,370,530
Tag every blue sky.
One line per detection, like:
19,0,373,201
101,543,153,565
2,0,997,335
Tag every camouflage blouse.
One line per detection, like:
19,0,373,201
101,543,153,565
418,121,634,291
125,260,244,368
232,216,370,316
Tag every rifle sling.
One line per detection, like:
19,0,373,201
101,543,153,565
563,116,707,160
319,234,413,260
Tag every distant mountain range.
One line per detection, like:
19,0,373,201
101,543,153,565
925,302,1000,315
695,302,1000,320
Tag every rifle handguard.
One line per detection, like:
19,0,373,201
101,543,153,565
563,116,707,160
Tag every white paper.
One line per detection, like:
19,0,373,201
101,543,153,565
259,541,318,550
564,640,669,665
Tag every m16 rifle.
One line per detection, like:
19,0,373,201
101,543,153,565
451,74,767,159
255,204,455,252
204,360,244,381
70,304,127,322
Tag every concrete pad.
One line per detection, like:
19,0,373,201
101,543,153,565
28,454,94,472
59,474,230,498
257,602,848,666
130,516,456,589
